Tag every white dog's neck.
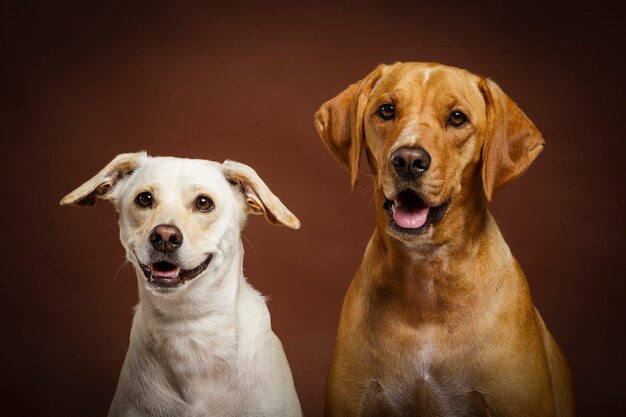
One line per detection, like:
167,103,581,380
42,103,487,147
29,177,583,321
129,239,248,397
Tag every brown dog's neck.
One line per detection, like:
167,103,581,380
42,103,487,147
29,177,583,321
366,191,511,323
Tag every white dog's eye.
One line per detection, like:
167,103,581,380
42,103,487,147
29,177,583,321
135,192,153,208
378,104,395,121
195,195,214,212
448,110,468,128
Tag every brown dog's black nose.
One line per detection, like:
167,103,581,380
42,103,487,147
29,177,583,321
390,146,431,179
149,225,183,253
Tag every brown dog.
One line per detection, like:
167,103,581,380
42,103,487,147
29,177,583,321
315,62,575,416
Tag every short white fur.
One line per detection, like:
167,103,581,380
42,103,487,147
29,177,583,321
61,153,302,417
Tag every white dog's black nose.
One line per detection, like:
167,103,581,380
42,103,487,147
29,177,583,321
149,224,183,253
390,146,431,179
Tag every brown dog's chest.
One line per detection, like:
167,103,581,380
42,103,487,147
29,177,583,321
358,323,493,416
351,272,502,416
361,379,491,417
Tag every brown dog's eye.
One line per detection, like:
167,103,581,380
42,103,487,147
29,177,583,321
378,104,396,121
448,110,468,127
195,195,214,212
135,192,153,208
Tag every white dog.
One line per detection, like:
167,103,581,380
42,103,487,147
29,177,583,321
61,152,303,417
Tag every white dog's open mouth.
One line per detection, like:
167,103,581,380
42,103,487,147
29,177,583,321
136,255,212,288
383,189,449,235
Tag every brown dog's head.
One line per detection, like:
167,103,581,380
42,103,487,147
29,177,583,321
315,62,544,244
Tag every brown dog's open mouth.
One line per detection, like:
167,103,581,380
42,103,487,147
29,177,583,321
136,255,212,289
384,189,449,235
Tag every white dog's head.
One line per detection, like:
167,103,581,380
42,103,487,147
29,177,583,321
61,152,300,295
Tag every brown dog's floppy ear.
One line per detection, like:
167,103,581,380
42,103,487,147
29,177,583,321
479,78,545,201
222,160,300,229
314,64,387,190
60,152,146,207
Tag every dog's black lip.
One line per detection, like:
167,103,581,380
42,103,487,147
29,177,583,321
383,190,450,236
133,252,213,288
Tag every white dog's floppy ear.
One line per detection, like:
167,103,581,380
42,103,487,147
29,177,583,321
314,64,388,190
60,152,146,207
479,78,545,202
222,160,300,229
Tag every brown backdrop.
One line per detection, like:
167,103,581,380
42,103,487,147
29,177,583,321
1,1,624,416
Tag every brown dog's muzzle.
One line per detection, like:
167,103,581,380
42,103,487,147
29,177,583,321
383,146,449,237
390,146,431,180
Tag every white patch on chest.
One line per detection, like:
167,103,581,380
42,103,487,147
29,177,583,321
415,325,435,382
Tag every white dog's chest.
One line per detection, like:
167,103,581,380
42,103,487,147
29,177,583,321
174,379,250,417
155,320,238,375
127,334,254,417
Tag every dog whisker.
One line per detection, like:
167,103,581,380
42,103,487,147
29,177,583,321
241,232,257,253
358,183,373,196
104,221,118,231
113,259,131,285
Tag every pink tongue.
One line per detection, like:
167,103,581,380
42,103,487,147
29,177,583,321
393,206,429,229
151,264,179,278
